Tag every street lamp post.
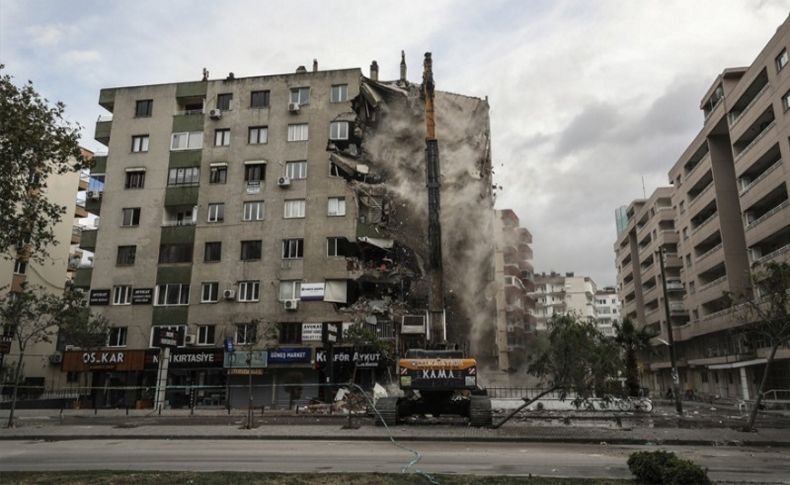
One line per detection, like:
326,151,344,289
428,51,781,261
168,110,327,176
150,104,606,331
657,247,683,415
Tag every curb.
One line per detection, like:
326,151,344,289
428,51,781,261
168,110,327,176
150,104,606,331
1,434,787,447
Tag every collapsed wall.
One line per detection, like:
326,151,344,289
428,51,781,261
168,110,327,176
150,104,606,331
327,66,497,364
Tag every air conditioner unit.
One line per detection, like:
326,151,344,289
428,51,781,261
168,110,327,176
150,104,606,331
185,334,196,345
87,191,101,201
288,102,300,112
49,353,63,365
284,299,299,311
209,108,223,119
223,289,236,300
277,176,291,187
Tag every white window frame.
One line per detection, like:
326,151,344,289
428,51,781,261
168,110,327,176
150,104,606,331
214,128,231,147
327,237,342,257
283,199,306,219
330,84,348,103
235,322,257,345
113,285,132,305
329,121,349,140
207,203,224,223
278,280,301,301
13,259,26,275
777,48,788,72
201,282,219,303
170,131,203,151
131,135,149,153
281,238,304,259
125,170,146,189
238,280,260,302
289,87,310,105
287,123,309,142
121,207,141,227
155,284,190,306
197,325,215,345
285,161,307,180
108,327,128,347
327,197,346,216
248,126,268,145
242,200,265,221
329,162,342,177
783,90,790,111
167,167,200,186
149,325,187,348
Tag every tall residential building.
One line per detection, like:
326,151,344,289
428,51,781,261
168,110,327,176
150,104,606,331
491,209,535,372
70,57,495,408
594,287,621,338
614,16,790,400
529,272,596,331
1,149,89,392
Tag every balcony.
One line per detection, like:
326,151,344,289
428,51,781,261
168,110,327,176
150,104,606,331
172,112,205,132
728,81,770,128
746,199,789,232
176,81,207,99
164,185,200,206
78,228,97,251
94,115,112,146
71,225,82,245
98,88,116,112
73,267,93,289
160,224,196,245
739,158,783,197
695,242,723,263
754,242,790,265
691,212,717,236
734,113,776,163
669,301,688,315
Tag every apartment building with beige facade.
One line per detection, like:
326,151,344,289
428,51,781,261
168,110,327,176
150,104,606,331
529,272,596,331
615,16,790,401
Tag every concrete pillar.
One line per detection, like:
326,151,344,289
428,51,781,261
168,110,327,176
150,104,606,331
739,366,750,400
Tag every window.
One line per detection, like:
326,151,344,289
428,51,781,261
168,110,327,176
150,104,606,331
158,244,193,264
168,167,200,186
330,84,348,103
170,131,203,150
13,259,26,275
238,281,260,302
207,203,225,223
209,165,227,184
250,90,270,108
116,245,136,266
243,200,265,221
329,162,342,177
327,197,346,216
131,135,150,152
329,121,349,140
135,99,153,117
327,237,349,257
279,280,301,301
236,322,257,344
121,207,141,227
244,162,265,183
155,283,190,305
278,322,301,344
282,239,304,259
125,170,145,189
289,87,310,105
240,240,262,260
248,126,268,144
777,48,788,72
214,128,231,147
287,123,309,142
783,90,790,111
113,285,132,305
197,325,215,345
284,199,305,219
108,327,128,347
217,93,232,111
201,282,219,303
285,160,307,180
204,241,222,262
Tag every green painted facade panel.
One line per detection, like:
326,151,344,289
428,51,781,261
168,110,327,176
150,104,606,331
79,229,97,251
94,120,112,145
85,199,102,215
168,150,202,168
159,225,196,245
155,265,192,284
73,267,93,289
91,155,107,174
164,186,199,206
175,81,207,98
172,113,205,132
152,306,189,325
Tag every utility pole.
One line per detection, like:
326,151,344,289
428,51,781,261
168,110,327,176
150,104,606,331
657,247,683,415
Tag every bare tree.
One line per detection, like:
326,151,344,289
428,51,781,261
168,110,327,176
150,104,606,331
730,261,790,432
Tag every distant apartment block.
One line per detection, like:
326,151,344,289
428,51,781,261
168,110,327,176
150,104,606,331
529,272,596,331
615,16,790,401
594,287,621,337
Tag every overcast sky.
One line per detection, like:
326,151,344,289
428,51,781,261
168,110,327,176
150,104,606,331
2,0,788,286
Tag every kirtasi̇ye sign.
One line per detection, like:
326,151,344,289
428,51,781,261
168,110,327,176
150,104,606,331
144,348,224,369
61,350,146,372
315,347,382,368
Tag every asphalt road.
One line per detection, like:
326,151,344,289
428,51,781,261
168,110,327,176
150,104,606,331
1,439,789,483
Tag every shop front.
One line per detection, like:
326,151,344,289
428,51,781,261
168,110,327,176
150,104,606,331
144,347,226,408
61,349,146,408
316,346,385,390
266,347,319,409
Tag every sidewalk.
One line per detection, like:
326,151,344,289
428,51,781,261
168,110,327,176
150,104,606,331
2,421,788,447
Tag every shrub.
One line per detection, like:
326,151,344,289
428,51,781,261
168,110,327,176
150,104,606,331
627,450,710,485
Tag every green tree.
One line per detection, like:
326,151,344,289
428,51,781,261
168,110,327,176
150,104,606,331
614,316,656,397
1,284,108,428
493,314,621,427
0,65,87,262
731,261,790,432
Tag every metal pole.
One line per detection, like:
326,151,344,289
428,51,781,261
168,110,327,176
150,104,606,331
657,247,683,415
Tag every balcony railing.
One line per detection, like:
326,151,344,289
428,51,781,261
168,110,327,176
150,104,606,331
162,220,197,228
96,115,113,122
699,306,733,322
735,120,776,163
685,152,709,179
728,83,770,127
698,275,727,292
175,109,204,115
689,182,713,208
695,242,723,263
746,199,790,231
739,159,783,196
691,213,717,235
755,243,790,264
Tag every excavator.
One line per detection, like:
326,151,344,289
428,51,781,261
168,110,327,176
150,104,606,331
376,53,493,427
